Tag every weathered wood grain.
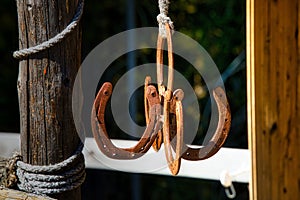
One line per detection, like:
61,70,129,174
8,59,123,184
0,187,56,200
247,0,300,199
15,0,83,199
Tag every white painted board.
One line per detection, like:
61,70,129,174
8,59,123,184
0,132,250,183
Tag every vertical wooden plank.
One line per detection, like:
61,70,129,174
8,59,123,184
246,0,256,199
247,0,300,199
16,0,29,166
16,0,82,199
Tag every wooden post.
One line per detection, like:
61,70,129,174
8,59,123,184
247,0,300,199
16,0,82,199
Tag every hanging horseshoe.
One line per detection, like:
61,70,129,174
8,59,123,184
145,23,184,174
168,86,231,161
163,89,184,175
155,24,231,167
144,76,164,152
151,23,175,153
91,21,231,174
91,82,162,159
158,24,184,175
179,86,231,161
144,78,183,175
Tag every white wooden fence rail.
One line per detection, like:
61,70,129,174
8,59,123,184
0,132,250,183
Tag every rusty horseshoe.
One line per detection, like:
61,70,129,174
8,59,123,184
145,23,231,173
91,22,231,175
181,87,231,160
91,82,162,159
170,86,231,161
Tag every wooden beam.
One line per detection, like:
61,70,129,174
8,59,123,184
15,0,83,199
247,0,300,199
0,187,56,200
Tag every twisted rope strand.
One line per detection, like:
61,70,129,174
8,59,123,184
13,0,84,60
157,0,174,38
16,143,86,195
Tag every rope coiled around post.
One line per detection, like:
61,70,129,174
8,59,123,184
13,0,84,60
16,143,86,195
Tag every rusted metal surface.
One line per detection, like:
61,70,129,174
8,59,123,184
180,87,231,161
91,23,231,175
91,82,162,159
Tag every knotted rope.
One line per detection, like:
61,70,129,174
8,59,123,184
13,0,84,60
0,153,21,188
157,0,174,38
15,143,85,195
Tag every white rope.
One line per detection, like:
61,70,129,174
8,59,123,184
13,0,84,60
157,0,174,38
16,143,85,195
220,170,241,199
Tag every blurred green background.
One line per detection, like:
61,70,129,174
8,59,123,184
0,0,247,199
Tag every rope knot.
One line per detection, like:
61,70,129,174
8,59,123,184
0,153,22,188
157,0,174,38
157,13,174,38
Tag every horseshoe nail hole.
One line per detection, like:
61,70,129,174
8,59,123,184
104,90,109,96
103,145,107,148
112,153,117,156
140,147,144,151
186,152,190,156
131,153,135,157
